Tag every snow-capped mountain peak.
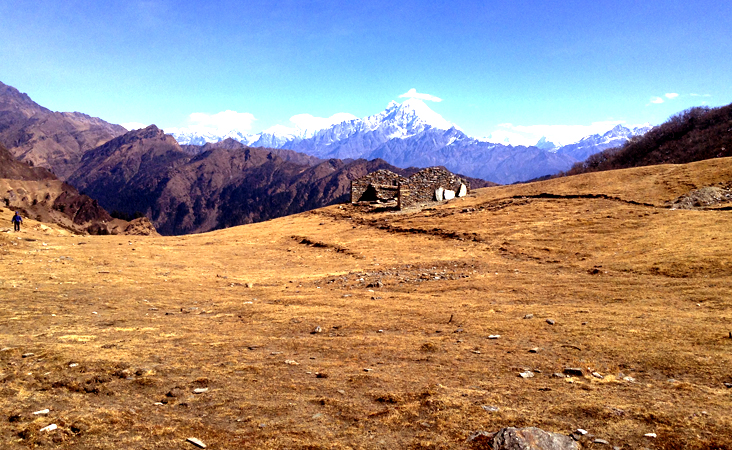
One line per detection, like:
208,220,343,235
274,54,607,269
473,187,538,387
357,98,455,138
389,98,453,130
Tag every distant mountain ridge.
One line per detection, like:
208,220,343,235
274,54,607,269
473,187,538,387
169,98,650,184
0,80,650,184
563,104,732,176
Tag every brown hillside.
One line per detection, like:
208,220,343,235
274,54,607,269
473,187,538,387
0,81,127,179
1,157,731,449
0,143,156,236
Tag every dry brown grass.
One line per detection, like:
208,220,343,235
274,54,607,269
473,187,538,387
2,158,732,449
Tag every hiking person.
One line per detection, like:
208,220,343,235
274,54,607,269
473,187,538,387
11,211,22,232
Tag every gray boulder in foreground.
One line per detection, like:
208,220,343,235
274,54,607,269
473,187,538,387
468,427,578,450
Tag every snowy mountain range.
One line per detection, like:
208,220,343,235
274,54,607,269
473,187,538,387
169,99,650,184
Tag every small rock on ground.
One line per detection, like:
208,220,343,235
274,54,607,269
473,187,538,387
469,427,578,450
186,437,207,448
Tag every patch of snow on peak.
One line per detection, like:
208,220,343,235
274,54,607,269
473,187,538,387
396,98,453,131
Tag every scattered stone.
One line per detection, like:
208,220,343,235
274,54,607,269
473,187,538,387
594,438,610,445
312,413,323,419
363,368,373,372
523,314,534,319
592,372,604,379
482,405,500,412
623,376,636,382
488,335,501,339
186,437,207,448
563,368,584,377
552,373,566,378
724,382,732,388
153,402,164,406
193,388,208,394
21,352,35,358
576,429,588,435
377,329,384,333
0,347,13,352
481,427,579,450
40,424,58,432
519,371,535,378
284,360,299,365
69,363,79,368
315,372,328,378
529,347,539,353
337,390,346,395
471,350,481,354
546,319,555,325
644,433,657,438
311,326,323,334
32,409,50,415
435,187,444,202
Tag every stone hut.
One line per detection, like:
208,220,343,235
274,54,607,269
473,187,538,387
350,169,409,204
351,167,469,209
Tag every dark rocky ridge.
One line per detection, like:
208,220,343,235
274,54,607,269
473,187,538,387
69,126,493,235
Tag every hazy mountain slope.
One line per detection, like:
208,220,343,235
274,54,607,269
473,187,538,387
362,128,577,184
565,104,732,176
556,124,652,162
0,143,56,181
0,81,127,179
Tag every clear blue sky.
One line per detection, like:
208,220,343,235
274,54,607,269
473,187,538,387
1,0,730,143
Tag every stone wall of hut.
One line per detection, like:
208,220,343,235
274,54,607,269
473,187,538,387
350,169,409,203
398,167,469,208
